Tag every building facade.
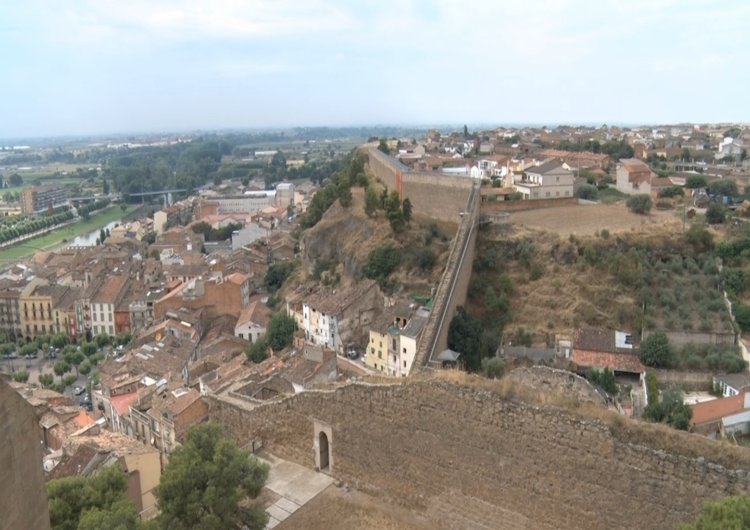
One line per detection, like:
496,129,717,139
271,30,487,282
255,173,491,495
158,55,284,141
20,183,67,214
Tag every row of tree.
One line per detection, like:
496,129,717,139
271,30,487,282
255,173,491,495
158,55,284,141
0,210,75,244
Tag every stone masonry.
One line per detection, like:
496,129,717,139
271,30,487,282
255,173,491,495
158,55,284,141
207,379,750,530
0,378,52,530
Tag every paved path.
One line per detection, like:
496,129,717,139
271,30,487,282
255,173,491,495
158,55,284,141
258,452,333,529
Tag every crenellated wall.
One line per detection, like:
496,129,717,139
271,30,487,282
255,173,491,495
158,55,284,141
207,379,750,530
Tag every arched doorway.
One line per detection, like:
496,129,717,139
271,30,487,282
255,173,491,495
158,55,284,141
319,432,330,472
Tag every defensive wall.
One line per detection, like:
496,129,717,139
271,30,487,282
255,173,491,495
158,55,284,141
365,147,480,365
481,195,578,212
207,378,750,530
0,379,52,530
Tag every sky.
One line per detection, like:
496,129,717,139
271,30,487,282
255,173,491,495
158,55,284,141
1,0,748,138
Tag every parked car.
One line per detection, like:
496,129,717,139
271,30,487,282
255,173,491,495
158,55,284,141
74,386,86,396
80,397,92,411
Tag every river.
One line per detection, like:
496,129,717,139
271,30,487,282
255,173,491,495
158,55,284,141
70,219,122,246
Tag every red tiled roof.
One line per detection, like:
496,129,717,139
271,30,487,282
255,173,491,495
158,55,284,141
110,392,139,416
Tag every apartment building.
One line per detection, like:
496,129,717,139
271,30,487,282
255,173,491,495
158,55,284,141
20,280,69,338
20,183,67,214
0,279,27,341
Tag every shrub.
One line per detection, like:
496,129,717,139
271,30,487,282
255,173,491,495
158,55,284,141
246,337,269,363
414,248,436,272
686,225,714,252
686,354,702,370
576,184,599,201
706,202,726,224
626,194,652,214
529,264,544,281
583,245,597,264
600,229,610,239
363,245,402,280
481,357,505,379
266,313,297,351
497,274,514,295
639,331,675,368
590,367,617,394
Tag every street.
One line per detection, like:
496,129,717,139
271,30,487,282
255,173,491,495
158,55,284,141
1,350,92,402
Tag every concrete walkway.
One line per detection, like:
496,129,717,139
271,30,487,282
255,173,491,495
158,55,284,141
259,452,333,529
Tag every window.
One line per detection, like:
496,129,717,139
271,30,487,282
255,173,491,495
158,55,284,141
93,312,97,322
379,341,382,347
239,333,243,339
402,348,406,353
392,338,396,349
556,176,560,183
371,348,375,354
403,361,407,367
34,324,37,332
26,325,30,333
380,365,384,371
545,192,550,197
94,326,98,334
41,325,45,333
564,191,569,196
109,325,114,334
100,313,104,322
109,313,113,322
371,338,374,343
556,192,560,197
378,350,382,359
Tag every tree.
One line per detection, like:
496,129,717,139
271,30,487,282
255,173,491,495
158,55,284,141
706,202,726,225
81,341,98,357
644,386,692,431
364,186,379,217
9,173,23,186
64,351,85,375
150,248,160,260
62,374,77,391
590,367,617,394
13,370,29,383
448,306,483,372
626,194,652,214
120,203,128,212
576,184,599,201
47,465,146,530
79,361,92,377
102,178,110,195
362,245,402,280
264,262,296,293
708,179,739,198
100,229,107,243
414,248,436,272
463,124,469,136
266,313,296,351
387,208,406,233
81,210,90,221
51,333,69,349
246,337,269,364
481,357,505,379
39,373,54,388
685,175,708,189
154,423,270,530
639,331,675,368
686,225,714,252
734,305,750,333
338,184,352,207
508,191,524,201
682,148,691,161
95,333,111,348
377,138,390,155
680,495,750,530
402,197,413,225
53,361,71,378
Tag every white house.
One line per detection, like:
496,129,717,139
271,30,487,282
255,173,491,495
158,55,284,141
513,161,574,200
234,296,269,343
716,138,744,160
397,315,427,377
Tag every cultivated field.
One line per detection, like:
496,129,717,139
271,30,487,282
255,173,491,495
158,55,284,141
509,203,679,237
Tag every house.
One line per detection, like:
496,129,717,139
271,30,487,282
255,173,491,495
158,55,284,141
365,303,418,376
690,382,750,438
615,158,657,196
513,160,574,200
572,328,645,375
235,295,270,343
714,372,750,398
46,432,162,519
717,138,744,160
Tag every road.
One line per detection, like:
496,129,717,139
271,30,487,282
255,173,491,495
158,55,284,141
1,349,97,402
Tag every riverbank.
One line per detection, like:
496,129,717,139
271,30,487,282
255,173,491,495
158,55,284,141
0,205,139,260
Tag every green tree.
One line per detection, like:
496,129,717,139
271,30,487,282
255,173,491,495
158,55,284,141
377,138,390,155
266,313,297,351
481,357,505,379
682,147,691,161
706,202,726,225
102,178,110,195
154,423,270,530
77,500,145,530
356,172,369,187
246,337,270,364
338,184,352,207
39,373,54,388
53,361,71,378
686,225,714,252
120,203,128,212
576,183,599,201
639,331,675,368
685,175,708,189
264,262,296,293
62,374,77,391
150,248,159,259
734,305,750,333
448,306,483,372
81,341,98,356
414,248,436,272
680,495,750,530
644,386,692,430
79,362,92,377
51,333,69,349
708,179,739,197
364,186,379,217
387,208,406,233
590,367,617,394
47,464,136,530
64,351,85,376
9,173,23,186
402,197,413,225
362,245,402,280
13,370,30,383
626,194,652,214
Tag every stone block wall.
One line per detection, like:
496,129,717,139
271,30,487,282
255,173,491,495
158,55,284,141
207,379,750,530
0,379,51,530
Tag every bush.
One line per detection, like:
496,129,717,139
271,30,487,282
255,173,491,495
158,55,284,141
639,331,675,368
626,194,652,214
529,264,544,281
644,386,692,431
583,245,597,264
576,184,599,201
590,367,617,394
363,245,402,280
246,337,269,363
266,313,297,351
600,229,610,239
481,357,505,379
686,225,714,252
706,202,726,225
497,274,514,295
414,248,436,272
265,262,296,293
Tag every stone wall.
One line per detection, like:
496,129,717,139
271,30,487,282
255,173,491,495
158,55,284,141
207,379,750,530
0,379,51,530
643,329,736,348
481,196,578,212
653,369,714,391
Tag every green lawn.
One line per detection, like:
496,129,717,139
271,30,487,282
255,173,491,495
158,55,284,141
598,187,629,204
0,205,138,260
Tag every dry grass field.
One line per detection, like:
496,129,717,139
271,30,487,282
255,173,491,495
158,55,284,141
509,203,679,237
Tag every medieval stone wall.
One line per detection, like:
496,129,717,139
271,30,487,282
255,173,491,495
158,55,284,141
207,379,750,530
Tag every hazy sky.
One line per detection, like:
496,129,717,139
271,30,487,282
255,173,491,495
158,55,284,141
1,0,748,138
